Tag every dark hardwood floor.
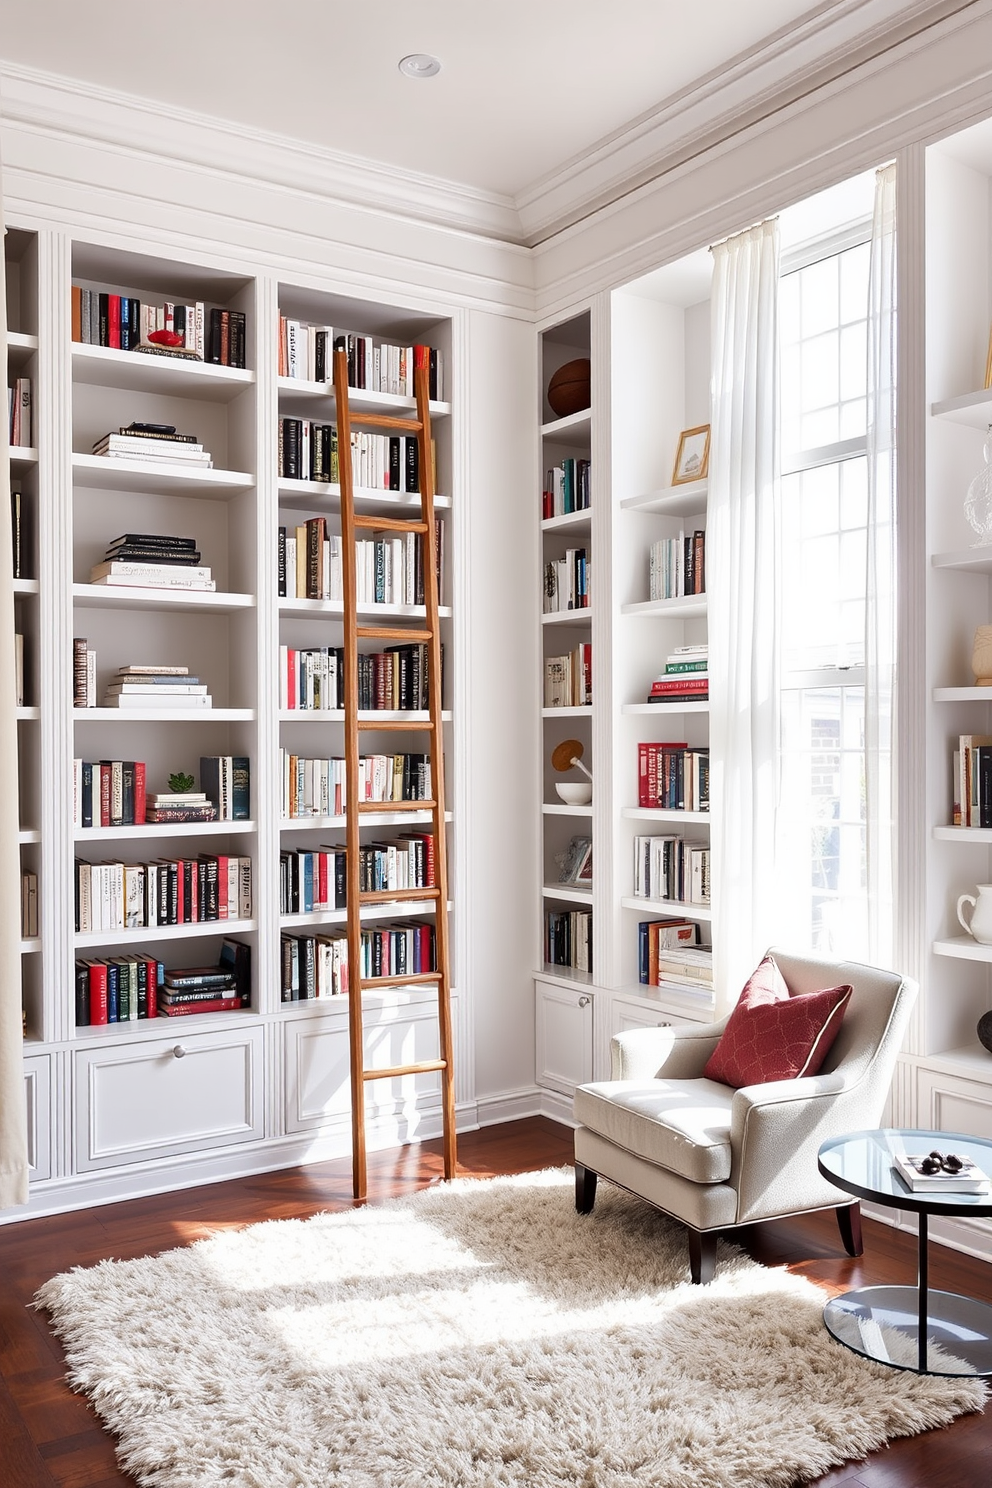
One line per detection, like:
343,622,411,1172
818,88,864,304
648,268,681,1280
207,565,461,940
1,1116,989,1487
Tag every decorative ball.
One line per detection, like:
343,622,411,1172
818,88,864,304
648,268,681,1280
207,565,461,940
979,1010,992,1053
547,358,591,419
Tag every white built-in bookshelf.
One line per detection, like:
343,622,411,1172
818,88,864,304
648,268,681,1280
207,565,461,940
8,227,457,1210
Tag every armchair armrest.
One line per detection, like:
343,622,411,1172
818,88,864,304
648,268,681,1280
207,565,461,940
610,1018,730,1081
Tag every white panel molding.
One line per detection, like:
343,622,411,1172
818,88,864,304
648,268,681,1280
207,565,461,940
0,62,521,245
531,2,992,318
518,0,977,245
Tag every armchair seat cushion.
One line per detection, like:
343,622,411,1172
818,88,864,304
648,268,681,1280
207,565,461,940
573,1077,735,1183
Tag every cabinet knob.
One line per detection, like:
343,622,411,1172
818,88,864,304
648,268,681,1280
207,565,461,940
172,1044,186,1059
578,995,591,1007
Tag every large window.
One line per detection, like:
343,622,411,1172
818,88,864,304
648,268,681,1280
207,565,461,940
777,234,873,955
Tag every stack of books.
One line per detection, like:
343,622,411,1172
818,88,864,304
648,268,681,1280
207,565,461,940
91,424,213,469
145,791,217,824
103,664,212,710
648,644,709,704
892,1151,990,1194
89,533,215,591
649,943,714,998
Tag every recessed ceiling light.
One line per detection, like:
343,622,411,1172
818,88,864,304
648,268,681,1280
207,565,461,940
399,54,441,79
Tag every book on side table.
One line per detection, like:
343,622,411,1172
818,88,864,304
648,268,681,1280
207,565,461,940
893,1151,991,1194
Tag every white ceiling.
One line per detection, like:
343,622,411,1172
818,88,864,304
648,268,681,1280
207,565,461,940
0,1,845,201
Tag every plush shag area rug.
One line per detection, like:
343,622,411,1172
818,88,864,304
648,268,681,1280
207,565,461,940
37,1168,985,1488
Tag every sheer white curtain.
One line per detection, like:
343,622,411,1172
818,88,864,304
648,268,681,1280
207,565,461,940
708,219,783,1013
864,163,897,968
0,164,29,1207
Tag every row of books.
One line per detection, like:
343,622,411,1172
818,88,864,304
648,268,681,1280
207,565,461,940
21,870,38,939
544,644,592,708
280,919,437,1000
74,938,250,1026
633,836,711,904
542,458,591,519
74,854,252,933
71,288,247,367
545,908,592,972
279,421,435,491
280,751,432,819
72,759,147,827
637,919,710,987
8,377,31,447
649,530,705,600
279,644,438,712
279,834,435,912
543,547,590,613
952,734,992,827
278,320,443,400
637,742,710,811
278,517,444,605
69,755,246,827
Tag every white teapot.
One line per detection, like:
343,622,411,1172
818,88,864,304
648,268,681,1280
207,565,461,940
957,885,992,945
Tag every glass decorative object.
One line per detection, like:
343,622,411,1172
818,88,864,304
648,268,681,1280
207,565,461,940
964,427,992,545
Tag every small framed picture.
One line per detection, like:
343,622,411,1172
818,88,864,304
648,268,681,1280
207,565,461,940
672,425,711,485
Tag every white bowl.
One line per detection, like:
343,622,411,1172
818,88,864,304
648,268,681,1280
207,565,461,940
556,781,592,805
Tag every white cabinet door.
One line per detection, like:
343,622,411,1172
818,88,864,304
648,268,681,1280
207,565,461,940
23,1053,51,1183
535,979,593,1097
284,1003,442,1134
917,1066,992,1140
74,1026,264,1171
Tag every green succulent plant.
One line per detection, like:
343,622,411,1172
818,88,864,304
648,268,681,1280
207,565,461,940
168,771,196,793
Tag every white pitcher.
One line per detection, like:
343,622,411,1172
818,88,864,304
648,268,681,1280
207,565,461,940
957,885,992,944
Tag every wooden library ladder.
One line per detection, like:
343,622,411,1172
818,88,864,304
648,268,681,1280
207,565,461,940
332,345,457,1202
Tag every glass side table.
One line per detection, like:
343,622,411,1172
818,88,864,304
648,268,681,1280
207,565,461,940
818,1128,992,1377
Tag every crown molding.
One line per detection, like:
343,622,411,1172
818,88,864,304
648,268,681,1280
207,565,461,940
0,61,524,246
514,0,980,246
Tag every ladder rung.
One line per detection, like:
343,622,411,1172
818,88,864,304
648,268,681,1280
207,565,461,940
357,799,437,813
362,1058,447,1081
359,886,441,904
359,973,443,990
356,717,437,732
357,625,432,642
353,514,429,534
349,413,422,434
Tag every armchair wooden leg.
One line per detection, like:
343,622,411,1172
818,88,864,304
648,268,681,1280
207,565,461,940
575,1164,598,1214
836,1201,863,1257
688,1229,718,1284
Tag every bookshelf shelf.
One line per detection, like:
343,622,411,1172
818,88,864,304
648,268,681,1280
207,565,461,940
8,330,38,354
278,709,450,724
541,510,592,533
72,342,255,400
13,578,39,596
933,936,992,963
621,596,707,619
541,409,591,440
931,549,992,574
278,597,452,620
933,687,992,701
280,899,450,930
541,608,592,627
72,454,254,499
18,829,41,845
278,479,451,513
72,584,255,614
623,701,710,715
73,707,255,723
75,821,256,842
280,810,446,832
620,482,708,516
20,938,42,956
541,705,592,719
622,806,711,824
620,895,713,921
542,883,593,905
538,963,595,987
72,1009,258,1041
276,376,450,420
543,803,594,817
74,917,256,949
16,707,40,721
10,448,38,467
930,387,992,428
933,825,992,842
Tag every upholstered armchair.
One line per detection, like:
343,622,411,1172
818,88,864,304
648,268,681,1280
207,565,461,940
573,948,918,1282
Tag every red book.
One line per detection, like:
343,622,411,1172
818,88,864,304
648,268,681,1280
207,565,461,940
158,996,243,1017
133,761,146,824
87,960,109,1025
287,648,297,710
317,851,328,908
144,955,158,1019
215,854,229,919
651,677,708,692
99,764,111,827
108,294,121,349
175,858,185,924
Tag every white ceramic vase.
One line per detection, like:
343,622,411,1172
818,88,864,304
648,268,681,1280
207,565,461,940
957,885,992,944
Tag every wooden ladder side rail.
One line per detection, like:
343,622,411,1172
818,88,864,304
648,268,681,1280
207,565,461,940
332,347,457,1202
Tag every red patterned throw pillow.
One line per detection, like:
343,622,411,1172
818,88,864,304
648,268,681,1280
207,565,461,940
703,955,852,1088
